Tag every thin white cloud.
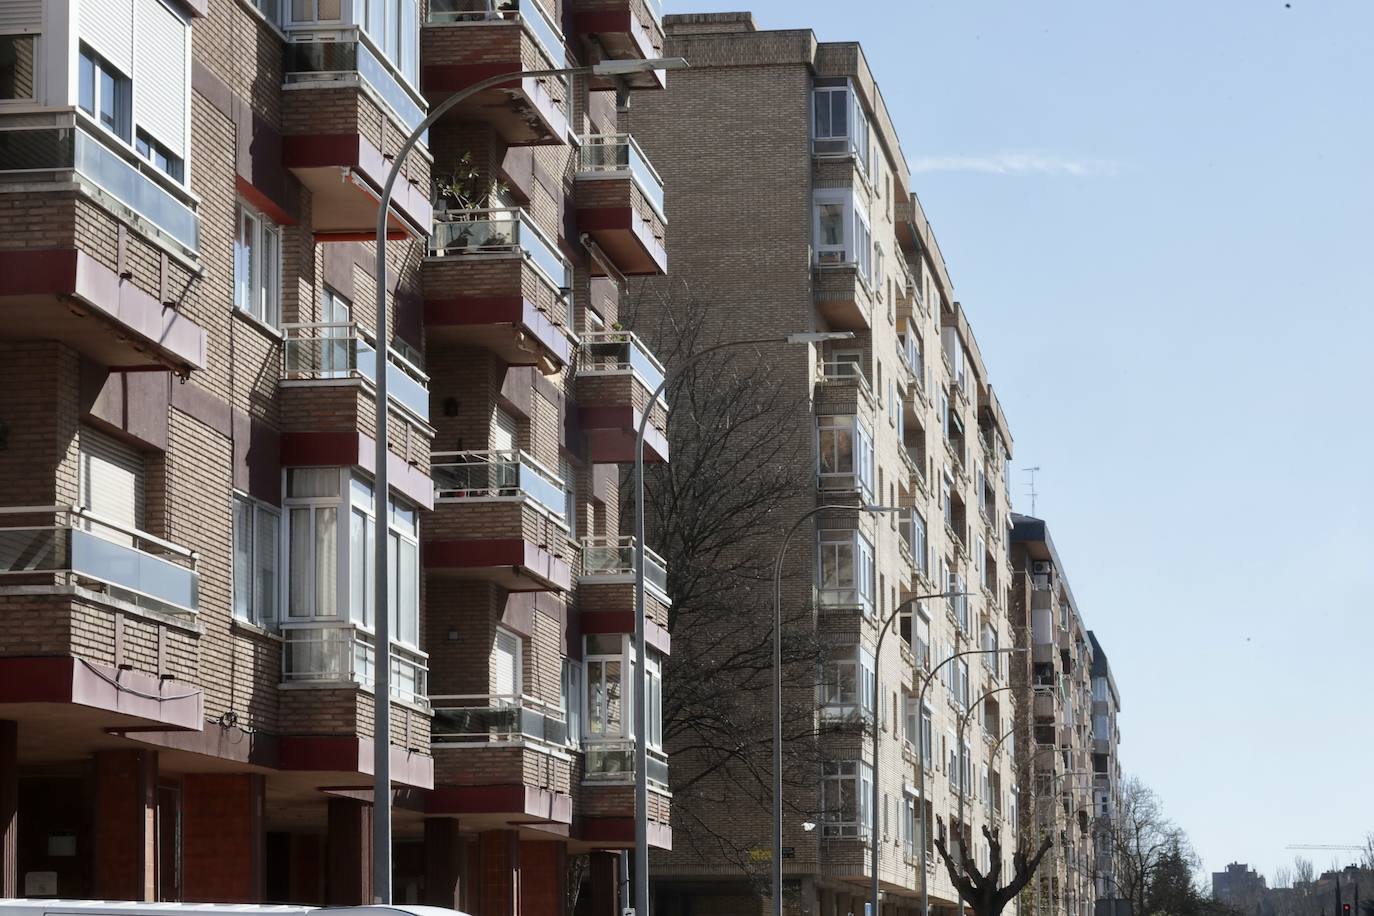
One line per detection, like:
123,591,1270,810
908,153,1121,177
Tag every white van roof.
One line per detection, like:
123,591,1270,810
0,904,470,916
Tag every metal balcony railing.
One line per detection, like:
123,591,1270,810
576,331,667,398
281,622,429,707
430,693,569,745
0,505,198,615
281,321,430,421
431,449,566,522
576,133,666,219
430,207,571,292
580,536,668,598
817,360,875,402
584,740,669,788
428,0,567,72
282,28,427,133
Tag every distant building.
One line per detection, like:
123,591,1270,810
1215,863,1268,909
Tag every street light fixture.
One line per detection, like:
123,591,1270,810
632,329,853,916
368,54,688,905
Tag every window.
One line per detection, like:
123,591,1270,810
233,494,280,626
954,659,970,712
345,477,420,646
817,415,874,498
903,792,918,855
286,468,341,620
290,0,343,21
560,457,577,537
136,130,183,181
235,201,282,327
813,189,871,277
561,658,582,747
0,34,36,101
818,529,875,614
820,761,873,838
820,647,875,721
813,85,849,151
78,45,131,141
646,652,663,751
874,243,885,295
585,633,625,738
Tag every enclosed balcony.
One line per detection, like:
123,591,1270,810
575,134,667,276
0,120,207,374
423,0,570,145
569,0,666,91
282,32,432,239
423,450,572,591
575,331,669,464
424,208,575,371
280,622,430,709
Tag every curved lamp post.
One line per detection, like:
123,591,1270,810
368,54,688,904
633,330,852,916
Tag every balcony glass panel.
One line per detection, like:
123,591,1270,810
431,450,566,521
431,694,569,745
284,31,427,134
282,322,430,421
428,0,567,70
281,622,428,705
577,133,665,218
0,507,198,615
584,741,669,787
577,331,666,396
430,208,571,291
580,536,668,597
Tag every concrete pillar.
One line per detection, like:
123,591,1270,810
0,721,15,898
326,797,373,905
93,749,157,901
423,818,464,910
518,840,563,916
478,830,520,916
590,850,621,916
182,773,265,902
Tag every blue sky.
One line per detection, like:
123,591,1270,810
670,0,1374,882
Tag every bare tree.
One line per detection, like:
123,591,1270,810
1272,867,1293,890
933,819,1053,916
1363,834,1374,872
1294,857,1315,886
1103,776,1191,916
624,280,830,881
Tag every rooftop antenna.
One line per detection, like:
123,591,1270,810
1024,466,1041,516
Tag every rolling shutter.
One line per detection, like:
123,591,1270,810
0,1,43,33
492,409,517,453
79,426,146,541
133,0,188,158
491,628,520,700
79,0,135,74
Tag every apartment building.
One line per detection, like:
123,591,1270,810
629,13,1019,916
1010,516,1104,916
0,0,672,909
1087,632,1121,915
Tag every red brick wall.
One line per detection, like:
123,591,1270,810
182,773,264,903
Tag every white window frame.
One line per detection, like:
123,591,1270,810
584,633,627,740
232,492,281,627
817,414,874,499
287,0,344,25
78,43,131,142
817,529,875,615
820,760,874,838
284,467,346,621
235,200,282,328
813,188,871,279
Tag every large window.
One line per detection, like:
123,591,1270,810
821,647,876,721
290,0,343,21
232,494,280,626
817,414,874,498
78,45,131,142
286,469,341,620
813,189,872,281
900,509,928,575
0,35,36,101
347,475,419,646
136,129,183,182
582,634,663,749
818,529,875,615
821,761,873,838
812,83,870,168
235,201,282,327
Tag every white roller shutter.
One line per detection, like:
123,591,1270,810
492,409,517,453
133,0,188,158
79,426,146,543
79,0,135,74
491,628,520,700
0,1,43,33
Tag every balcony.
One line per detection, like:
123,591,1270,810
575,331,669,464
816,360,877,412
282,321,431,423
424,450,572,591
579,536,670,646
813,260,873,331
431,693,569,745
585,741,669,788
0,506,198,617
568,0,666,91
575,134,667,276
0,120,207,374
423,1,570,145
579,741,672,848
282,31,432,238
281,622,429,708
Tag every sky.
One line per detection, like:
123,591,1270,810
668,0,1374,884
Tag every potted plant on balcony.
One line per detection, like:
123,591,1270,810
432,152,512,250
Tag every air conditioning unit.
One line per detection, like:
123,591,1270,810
1032,561,1051,575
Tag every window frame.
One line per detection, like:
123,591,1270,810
136,129,184,182
817,528,876,615
235,200,283,328
78,44,132,142
232,492,281,627
0,33,38,103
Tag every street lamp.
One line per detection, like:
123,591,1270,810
633,330,853,916
769,500,901,916
917,646,1028,916
368,54,689,904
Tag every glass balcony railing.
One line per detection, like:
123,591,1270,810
283,29,428,135
430,207,571,292
281,622,428,707
430,694,569,745
0,121,199,251
431,449,566,522
584,740,669,788
0,506,198,616
428,0,567,71
576,331,667,398
281,321,430,421
580,536,668,598
576,133,666,219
